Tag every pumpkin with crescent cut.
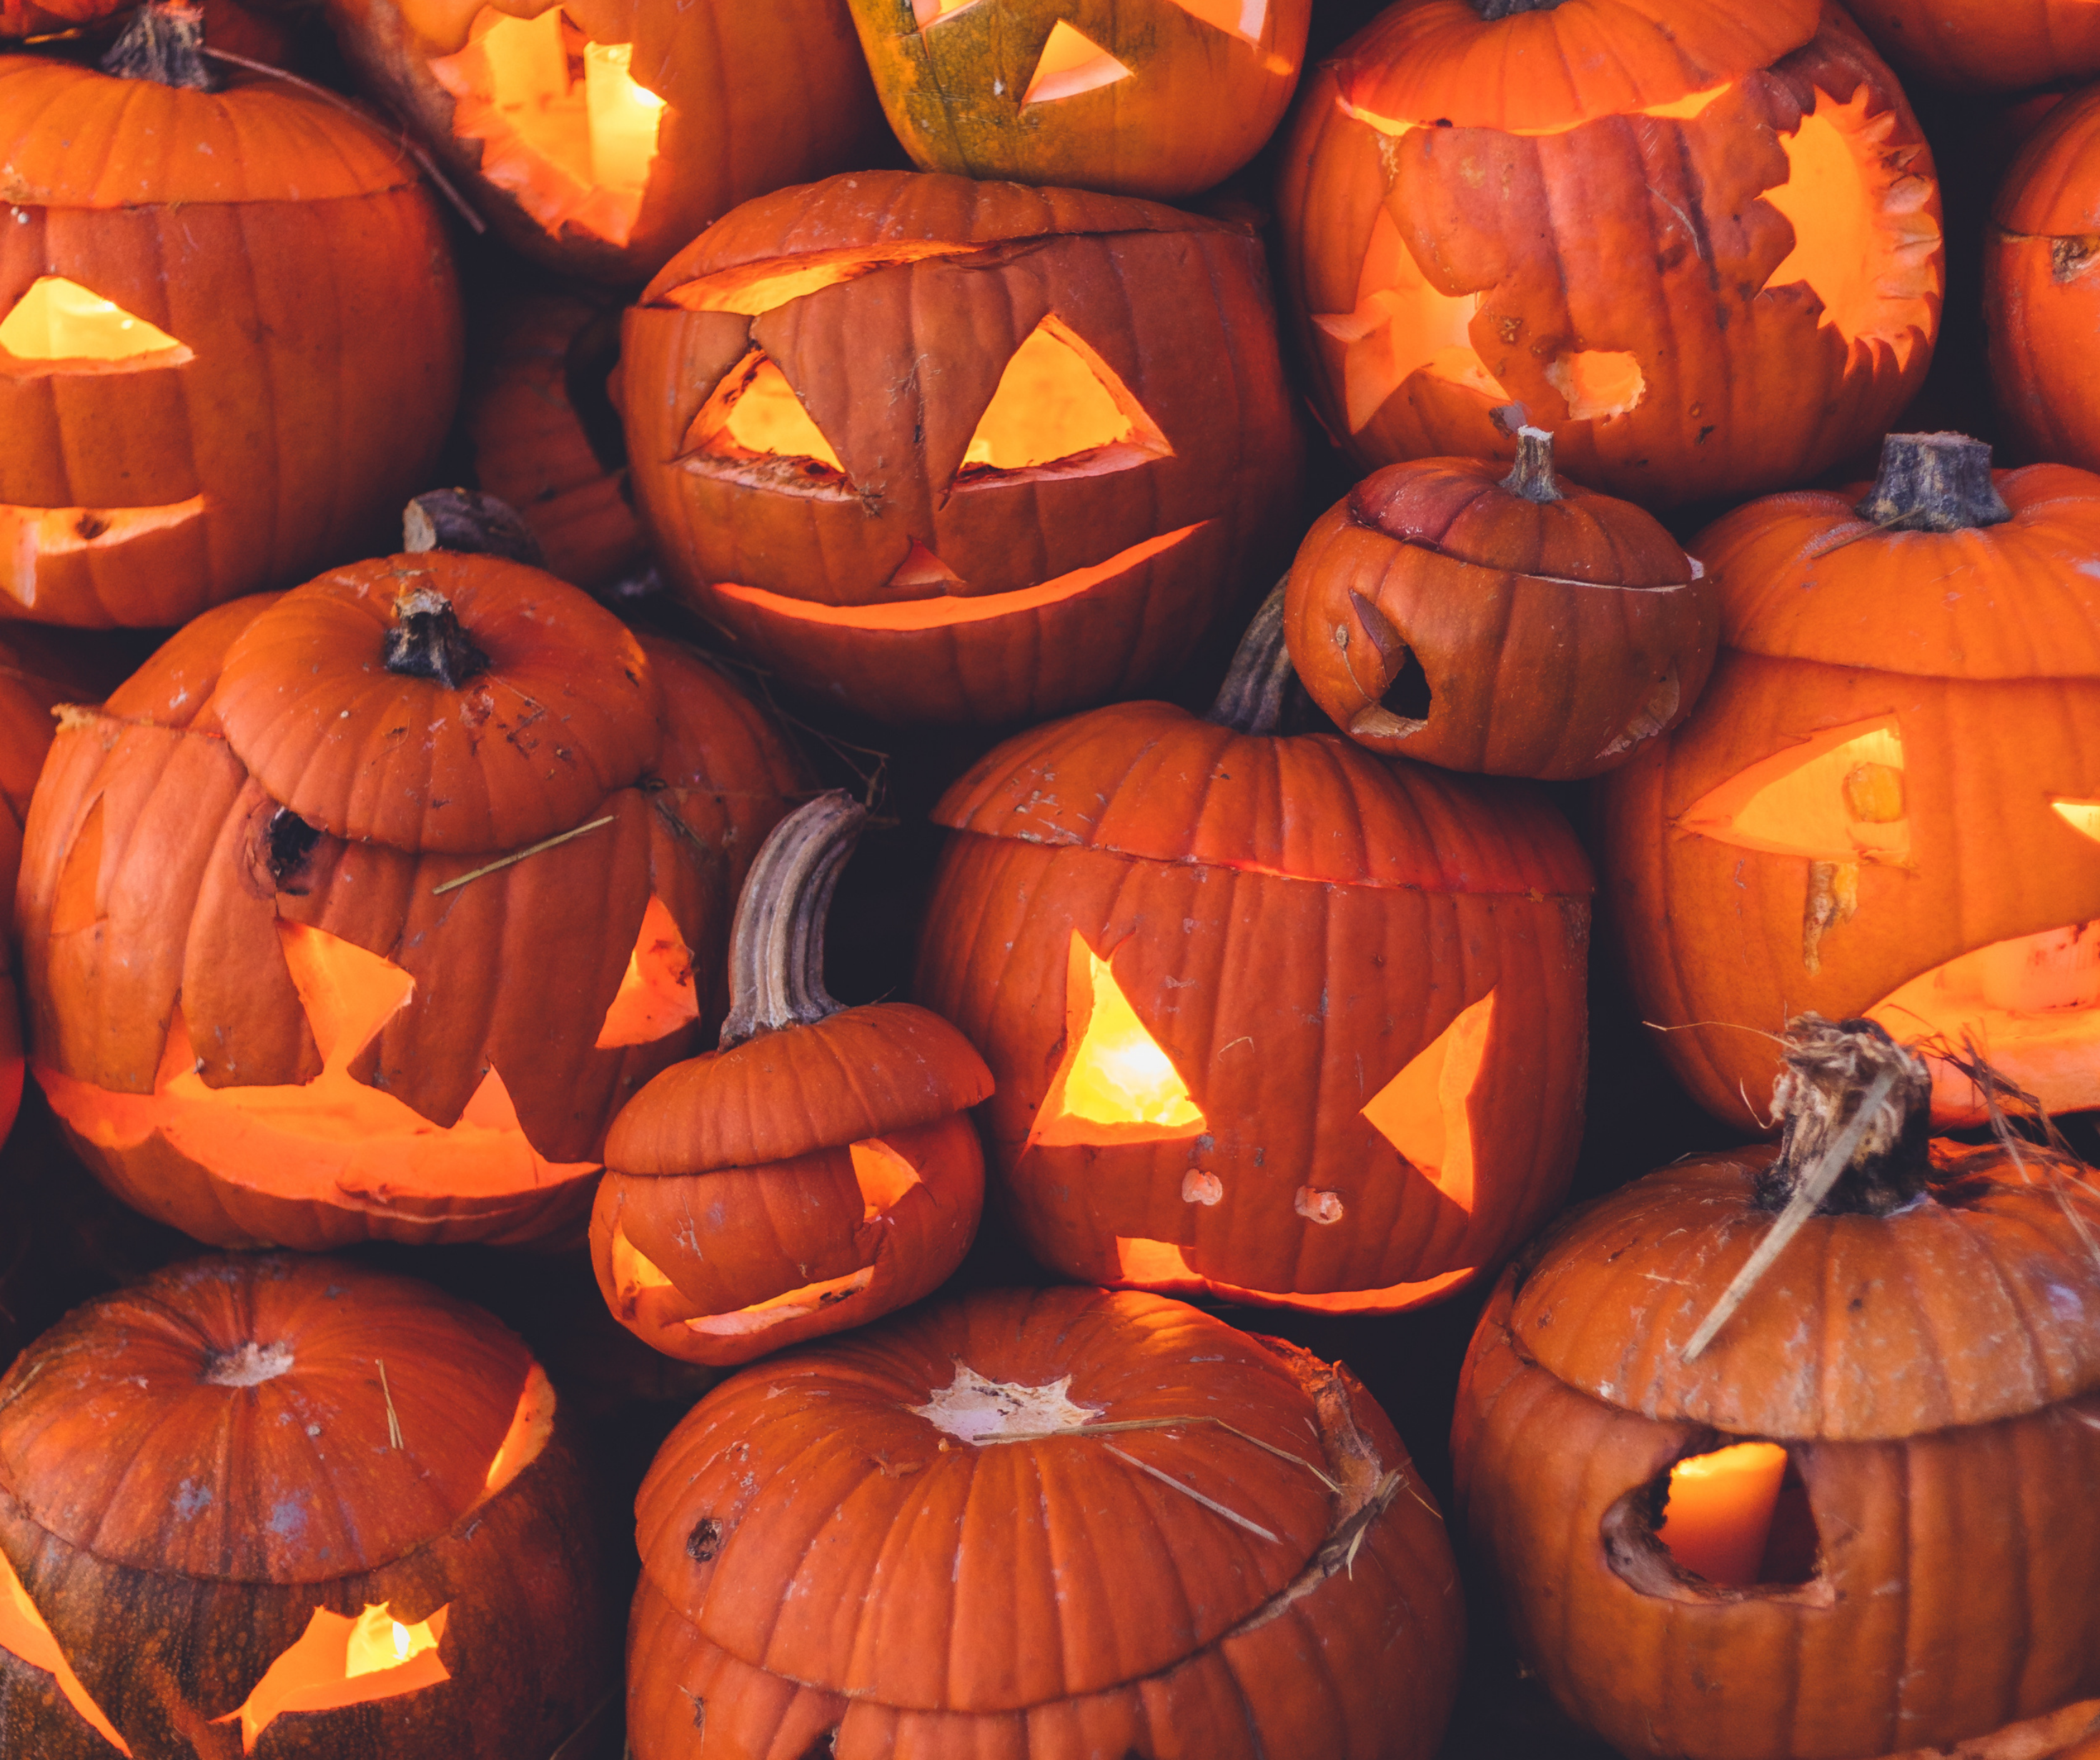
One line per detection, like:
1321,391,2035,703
16,543,803,1250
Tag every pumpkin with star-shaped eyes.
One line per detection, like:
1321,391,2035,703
912,592,1593,1313
0,1253,613,1759
1274,0,1943,507
844,0,1312,199
16,538,803,1251
1598,434,2100,1131
621,169,1303,726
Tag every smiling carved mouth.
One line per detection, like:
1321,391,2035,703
2,497,207,610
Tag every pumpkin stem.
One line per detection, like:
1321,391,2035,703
1762,1015,1933,1216
1855,432,2012,532
385,588,490,690
1470,0,1567,16
403,489,547,570
1206,582,1294,737
1500,425,1563,504
719,790,864,1050
100,0,218,90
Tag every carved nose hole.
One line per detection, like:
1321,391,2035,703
1379,644,1434,725
1603,1438,1825,1600
264,806,321,894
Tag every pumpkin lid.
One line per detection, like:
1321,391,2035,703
635,1286,1420,1713
208,552,663,855
1992,84,2100,234
1322,0,1820,139
0,1256,554,1583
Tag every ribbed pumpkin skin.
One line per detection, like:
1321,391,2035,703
1847,0,2100,89
914,703,1592,1310
16,567,803,1248
1452,1145,2100,1760
0,1256,610,1760
844,0,1312,199
1595,464,2100,1131
0,59,460,628
627,1286,1464,1759
1274,1,1941,507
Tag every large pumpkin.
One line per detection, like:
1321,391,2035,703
913,592,1593,1313
1597,433,2100,1130
1274,0,1943,507
0,37,462,627
1452,1018,2100,1760
622,170,1304,725
16,541,803,1249
628,1284,1465,1759
0,1253,613,1759
843,0,1312,199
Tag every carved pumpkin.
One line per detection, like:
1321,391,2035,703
1452,1018,2100,1760
628,1284,1464,1759
622,169,1304,725
16,539,804,1250
1846,0,2100,91
0,1253,613,1759
913,592,1593,1313
593,792,991,1366
0,36,462,627
1597,434,2100,1130
1285,426,1720,778
844,0,1312,199
325,0,888,284
1274,0,1943,507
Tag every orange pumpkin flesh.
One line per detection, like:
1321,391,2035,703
593,792,991,1366
0,1255,610,1759
628,1286,1464,1759
1452,1020,2100,1760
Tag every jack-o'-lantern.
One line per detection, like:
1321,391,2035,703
1987,88,2100,476
325,0,888,285
1846,0,2100,91
628,1284,1465,1759
913,592,1593,1312
1274,0,1943,507
1452,1018,2100,1760
844,0,1312,199
0,20,462,627
1598,433,2100,1130
622,170,1304,725
16,533,804,1250
0,1253,613,1759
1285,426,1720,778
593,791,991,1366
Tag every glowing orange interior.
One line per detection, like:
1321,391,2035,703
480,1363,556,1499
1341,77,1732,139
1031,931,1206,1148
1111,1238,1477,1312
1657,1441,1788,1586
0,1547,132,1756
1167,0,1269,44
2,498,207,611
685,1265,877,1337
0,277,186,363
216,1604,449,1753
1022,21,1131,105
1360,989,1496,1213
683,349,846,475
852,1137,924,1217
1545,349,1645,422
595,895,699,1048
961,317,1169,476
1678,716,1911,866
665,244,965,317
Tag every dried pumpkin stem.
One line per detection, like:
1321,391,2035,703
1500,424,1564,503
101,0,217,90
403,489,546,569
719,790,865,1049
385,586,490,690
1470,0,1566,16
1205,581,1294,736
1855,432,2012,532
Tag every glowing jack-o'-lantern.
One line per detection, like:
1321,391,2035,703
624,171,1302,725
17,542,803,1249
0,42,461,628
0,1255,612,1759
1452,1019,2100,1760
593,792,991,1366
325,0,888,284
845,0,1312,198
1598,434,2100,1129
914,592,1593,1312
1274,0,1943,507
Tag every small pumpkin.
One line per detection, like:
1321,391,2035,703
1452,1017,2100,1760
0,1253,613,1759
628,1284,1465,1760
1285,426,1719,778
593,791,991,1366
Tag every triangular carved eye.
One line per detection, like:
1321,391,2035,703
1360,989,1495,1213
681,347,848,483
214,1604,450,1752
2056,800,2100,843
0,1548,133,1755
1031,931,1205,1148
1164,0,1269,44
595,895,700,1048
957,317,1170,484
1678,715,1911,865
1022,21,1133,105
279,920,416,1068
0,277,187,362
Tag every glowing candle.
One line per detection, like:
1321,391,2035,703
584,42,663,192
1656,1441,1788,1586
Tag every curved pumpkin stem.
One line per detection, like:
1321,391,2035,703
404,489,548,570
1206,582,1294,737
1500,425,1564,504
1856,432,2012,533
101,0,217,89
385,587,491,690
719,791,865,1050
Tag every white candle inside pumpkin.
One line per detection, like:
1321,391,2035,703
1657,1441,1788,1586
585,42,663,192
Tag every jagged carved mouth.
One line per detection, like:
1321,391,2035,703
2,499,207,607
